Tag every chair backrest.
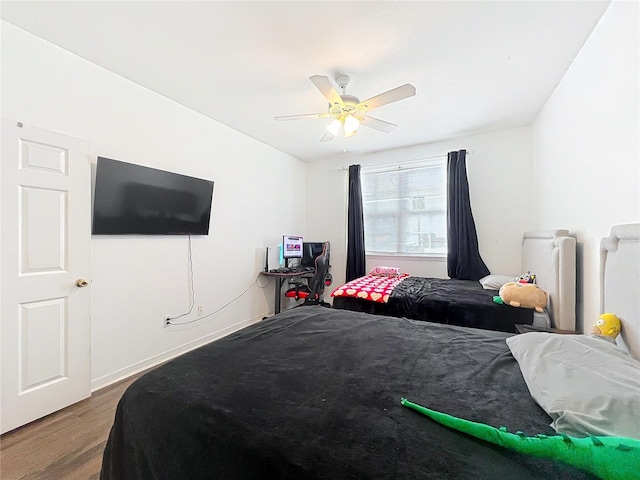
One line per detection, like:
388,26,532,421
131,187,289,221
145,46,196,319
306,241,330,302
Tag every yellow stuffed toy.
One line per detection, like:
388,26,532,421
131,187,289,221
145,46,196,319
497,282,548,312
591,313,621,339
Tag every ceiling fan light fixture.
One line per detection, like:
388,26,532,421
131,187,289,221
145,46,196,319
277,75,416,143
326,118,342,135
343,114,360,136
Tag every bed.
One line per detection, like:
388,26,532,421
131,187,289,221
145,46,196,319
100,225,638,480
600,223,640,361
332,230,577,333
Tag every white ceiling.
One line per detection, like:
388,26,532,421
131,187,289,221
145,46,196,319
1,1,610,162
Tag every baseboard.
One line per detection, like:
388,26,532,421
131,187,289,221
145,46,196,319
90,311,268,392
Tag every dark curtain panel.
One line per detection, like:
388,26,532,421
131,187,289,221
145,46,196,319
447,150,490,281
346,164,366,281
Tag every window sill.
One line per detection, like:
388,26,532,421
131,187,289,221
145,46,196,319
366,253,447,262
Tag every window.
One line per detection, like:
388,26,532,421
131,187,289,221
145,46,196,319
361,160,447,256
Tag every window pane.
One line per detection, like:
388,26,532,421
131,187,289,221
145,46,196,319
362,162,447,255
366,214,398,253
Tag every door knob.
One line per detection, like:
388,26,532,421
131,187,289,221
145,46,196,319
76,278,89,288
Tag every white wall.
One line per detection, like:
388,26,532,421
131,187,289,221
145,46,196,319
532,1,640,333
1,23,307,389
306,127,535,292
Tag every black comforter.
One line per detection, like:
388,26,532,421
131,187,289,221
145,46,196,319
333,276,533,332
101,306,593,480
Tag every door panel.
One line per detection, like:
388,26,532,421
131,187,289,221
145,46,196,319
20,185,67,273
1,119,91,434
20,297,67,391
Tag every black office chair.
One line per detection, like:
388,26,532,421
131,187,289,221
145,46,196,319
284,241,332,307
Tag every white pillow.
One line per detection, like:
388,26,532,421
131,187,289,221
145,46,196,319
479,274,514,290
507,333,640,439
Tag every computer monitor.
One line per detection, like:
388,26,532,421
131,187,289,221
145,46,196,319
302,242,324,267
282,235,303,259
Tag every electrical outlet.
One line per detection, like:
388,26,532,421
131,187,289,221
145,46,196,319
198,305,204,316
164,316,171,327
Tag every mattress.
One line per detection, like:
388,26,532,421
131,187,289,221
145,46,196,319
333,276,534,332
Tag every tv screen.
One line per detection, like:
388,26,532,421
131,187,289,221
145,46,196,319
282,235,303,259
92,157,214,235
302,242,324,267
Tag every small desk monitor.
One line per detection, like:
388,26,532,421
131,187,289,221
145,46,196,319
302,242,324,267
283,235,303,259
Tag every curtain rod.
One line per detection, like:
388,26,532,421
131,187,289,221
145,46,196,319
324,150,471,173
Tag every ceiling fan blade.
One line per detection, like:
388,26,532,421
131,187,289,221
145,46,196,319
358,84,416,112
320,131,335,142
309,75,344,107
360,115,397,133
275,113,330,121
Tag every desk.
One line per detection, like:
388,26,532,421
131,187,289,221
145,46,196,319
261,269,315,314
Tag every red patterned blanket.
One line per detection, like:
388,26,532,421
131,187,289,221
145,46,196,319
331,274,409,303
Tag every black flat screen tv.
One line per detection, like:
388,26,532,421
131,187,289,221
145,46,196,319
92,157,214,235
302,242,324,267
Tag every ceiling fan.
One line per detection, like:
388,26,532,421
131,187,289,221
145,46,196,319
275,75,416,142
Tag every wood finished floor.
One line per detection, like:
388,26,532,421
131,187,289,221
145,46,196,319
0,372,145,480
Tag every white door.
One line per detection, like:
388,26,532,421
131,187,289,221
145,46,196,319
1,120,92,434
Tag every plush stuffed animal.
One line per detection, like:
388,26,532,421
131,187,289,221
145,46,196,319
516,271,536,284
591,313,621,339
497,282,547,312
401,398,640,480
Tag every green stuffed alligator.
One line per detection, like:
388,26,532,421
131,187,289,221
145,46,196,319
401,398,640,480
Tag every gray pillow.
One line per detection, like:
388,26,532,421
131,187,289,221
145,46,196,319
506,332,640,439
479,274,515,290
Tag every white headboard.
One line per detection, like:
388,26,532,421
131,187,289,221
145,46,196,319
521,230,576,331
600,223,640,360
